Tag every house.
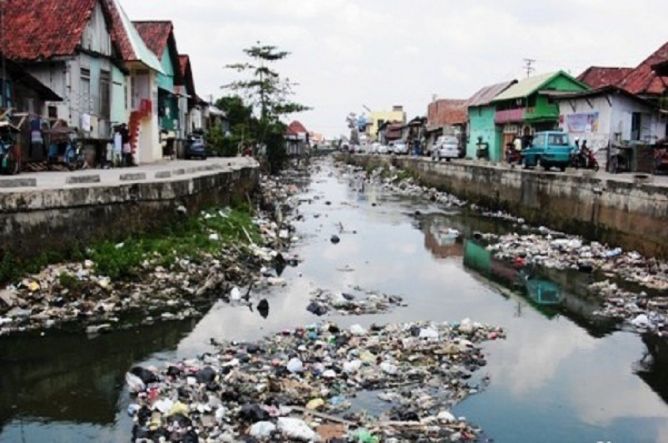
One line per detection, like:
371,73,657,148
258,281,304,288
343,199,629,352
618,41,668,101
577,66,633,89
1,0,166,164
1,0,127,156
134,21,184,157
368,106,406,141
551,86,660,167
285,120,309,156
178,55,203,136
491,71,589,151
426,99,468,154
378,121,403,144
104,0,165,164
466,80,517,161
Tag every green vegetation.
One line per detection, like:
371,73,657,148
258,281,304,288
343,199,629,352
0,205,261,284
222,43,310,174
89,206,260,280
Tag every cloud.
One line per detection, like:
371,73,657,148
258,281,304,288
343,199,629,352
121,0,668,137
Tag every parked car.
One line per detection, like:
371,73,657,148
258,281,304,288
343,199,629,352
432,135,460,162
391,141,409,155
521,131,573,171
185,135,208,160
377,144,390,155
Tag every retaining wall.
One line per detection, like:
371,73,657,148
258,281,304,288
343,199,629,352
0,162,260,261
345,154,668,258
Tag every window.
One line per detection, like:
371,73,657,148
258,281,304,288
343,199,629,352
631,112,641,141
0,79,13,109
48,106,58,120
100,70,111,119
548,134,569,146
80,68,91,113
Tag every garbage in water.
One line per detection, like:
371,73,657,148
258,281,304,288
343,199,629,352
126,320,504,441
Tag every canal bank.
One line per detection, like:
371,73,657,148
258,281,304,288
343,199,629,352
0,158,260,262
343,154,668,258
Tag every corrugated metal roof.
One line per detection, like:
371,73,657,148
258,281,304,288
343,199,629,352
467,80,517,107
492,72,562,102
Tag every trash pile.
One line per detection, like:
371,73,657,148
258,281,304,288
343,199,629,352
480,230,668,335
306,288,405,317
589,280,667,334
127,319,504,442
482,231,668,291
0,172,304,337
348,165,466,208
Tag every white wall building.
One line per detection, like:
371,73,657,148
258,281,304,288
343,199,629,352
554,86,667,165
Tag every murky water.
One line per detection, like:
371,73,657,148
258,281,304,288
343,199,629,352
1,158,667,442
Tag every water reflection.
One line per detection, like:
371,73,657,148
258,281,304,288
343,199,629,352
0,319,197,430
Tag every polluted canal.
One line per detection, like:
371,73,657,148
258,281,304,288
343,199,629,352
1,157,668,442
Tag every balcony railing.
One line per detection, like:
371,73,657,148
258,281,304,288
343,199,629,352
495,108,525,124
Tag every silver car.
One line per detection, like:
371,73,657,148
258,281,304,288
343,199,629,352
432,135,459,161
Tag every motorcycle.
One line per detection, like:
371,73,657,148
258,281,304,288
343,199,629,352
506,145,522,165
571,147,599,171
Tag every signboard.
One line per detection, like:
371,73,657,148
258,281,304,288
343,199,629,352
566,112,599,133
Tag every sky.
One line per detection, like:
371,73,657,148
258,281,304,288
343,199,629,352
122,0,668,138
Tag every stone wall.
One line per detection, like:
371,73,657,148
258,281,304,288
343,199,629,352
0,163,259,261
345,154,668,258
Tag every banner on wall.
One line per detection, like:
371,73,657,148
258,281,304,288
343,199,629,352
566,112,599,133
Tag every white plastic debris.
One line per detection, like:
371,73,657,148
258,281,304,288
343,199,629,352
153,398,173,414
350,324,367,336
419,327,439,340
380,361,398,375
209,233,220,241
230,287,241,301
277,417,319,441
343,360,362,373
250,421,276,438
631,314,650,329
287,357,304,373
125,372,145,393
459,318,475,334
438,410,456,422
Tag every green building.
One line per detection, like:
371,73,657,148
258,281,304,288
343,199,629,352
466,80,517,161
490,71,588,154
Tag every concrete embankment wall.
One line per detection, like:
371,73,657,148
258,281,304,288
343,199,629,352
0,162,259,261
345,154,668,258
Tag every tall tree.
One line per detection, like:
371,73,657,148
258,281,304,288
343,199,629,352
223,43,309,172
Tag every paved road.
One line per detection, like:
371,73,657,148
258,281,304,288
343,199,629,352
0,157,259,193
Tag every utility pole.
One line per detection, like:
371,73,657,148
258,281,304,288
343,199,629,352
523,58,536,78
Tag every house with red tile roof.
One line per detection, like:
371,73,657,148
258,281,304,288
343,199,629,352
618,41,668,98
178,55,204,134
577,67,633,89
134,21,185,156
0,0,125,146
0,0,166,164
285,120,310,156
